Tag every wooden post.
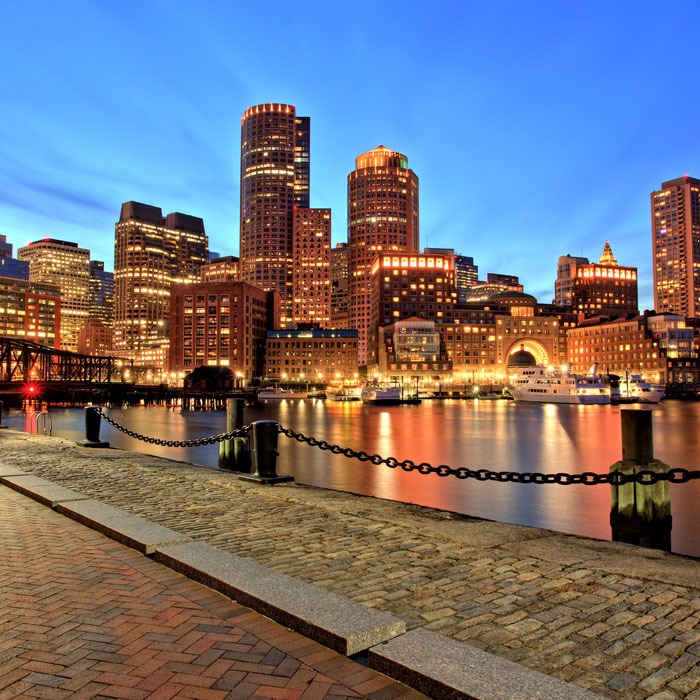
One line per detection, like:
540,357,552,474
610,409,671,550
218,398,250,472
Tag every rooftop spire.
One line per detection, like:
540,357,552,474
599,240,618,266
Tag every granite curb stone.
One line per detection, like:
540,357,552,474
1,473,91,507
155,539,406,656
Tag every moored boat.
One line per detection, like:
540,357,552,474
507,365,610,405
361,382,402,405
326,386,362,401
256,386,306,400
620,374,665,404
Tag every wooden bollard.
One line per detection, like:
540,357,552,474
610,409,671,551
218,398,250,472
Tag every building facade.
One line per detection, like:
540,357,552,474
348,146,419,365
201,256,239,282
330,242,349,328
18,238,90,352
264,328,359,384
114,201,208,358
89,261,114,328
0,276,60,347
168,281,279,382
570,241,638,320
292,207,331,327
239,103,310,325
652,175,700,317
554,254,588,306
454,254,479,302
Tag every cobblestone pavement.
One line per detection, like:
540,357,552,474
3,430,700,699
0,483,425,699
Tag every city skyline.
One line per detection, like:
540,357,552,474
3,2,700,312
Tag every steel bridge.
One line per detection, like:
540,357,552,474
0,337,122,383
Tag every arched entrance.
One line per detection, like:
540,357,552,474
506,340,549,367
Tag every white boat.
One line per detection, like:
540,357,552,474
620,374,665,404
507,365,610,405
361,382,401,405
326,386,362,401
257,386,306,400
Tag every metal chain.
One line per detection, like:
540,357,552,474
96,408,250,448
91,409,700,486
278,425,700,486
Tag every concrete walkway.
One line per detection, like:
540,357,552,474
0,484,424,699
2,429,700,699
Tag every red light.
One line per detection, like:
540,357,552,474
29,386,35,393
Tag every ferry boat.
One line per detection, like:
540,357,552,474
619,374,665,404
361,382,402,405
507,365,610,405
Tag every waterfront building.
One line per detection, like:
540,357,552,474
374,318,452,385
114,201,208,359
292,207,331,327
76,317,113,356
569,241,638,320
168,280,279,382
201,255,239,282
239,103,310,325
264,328,358,385
18,238,90,352
348,145,420,365
651,175,700,317
330,242,349,328
554,254,589,306
0,276,60,347
89,261,114,328
567,311,700,384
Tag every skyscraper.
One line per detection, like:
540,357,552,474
651,175,700,317
18,238,90,352
239,103,310,325
347,146,419,364
114,201,207,355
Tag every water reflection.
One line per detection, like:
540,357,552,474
3,400,700,557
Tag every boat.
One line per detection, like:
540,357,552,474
619,373,665,404
507,364,610,405
256,386,306,400
306,389,327,399
326,386,362,401
361,382,401,405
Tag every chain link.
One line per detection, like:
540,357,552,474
91,410,700,486
96,407,250,448
278,425,700,486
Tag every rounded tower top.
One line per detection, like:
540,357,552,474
355,145,408,170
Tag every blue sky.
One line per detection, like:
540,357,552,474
2,1,699,311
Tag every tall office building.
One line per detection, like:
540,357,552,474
651,175,700,317
114,201,207,355
554,254,589,306
292,207,331,327
89,260,114,326
0,235,12,258
347,145,419,364
18,238,90,352
331,242,350,328
239,103,310,325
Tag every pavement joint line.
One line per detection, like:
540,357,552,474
0,467,611,699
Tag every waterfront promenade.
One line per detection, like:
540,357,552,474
2,430,700,699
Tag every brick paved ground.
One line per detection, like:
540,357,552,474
0,485,424,699
3,430,700,699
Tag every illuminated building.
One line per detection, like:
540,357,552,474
89,261,113,327
0,256,29,280
264,328,358,383
463,273,524,302
169,281,279,382
77,318,113,356
201,255,239,282
652,175,700,317
554,254,588,306
114,201,208,357
239,103,310,325
18,238,90,352
567,312,699,384
292,207,331,326
331,242,349,328
0,276,60,347
570,241,638,320
454,255,478,301
348,145,419,365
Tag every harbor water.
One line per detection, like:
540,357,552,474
5,398,700,558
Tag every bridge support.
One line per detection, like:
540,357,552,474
610,409,671,551
77,405,110,448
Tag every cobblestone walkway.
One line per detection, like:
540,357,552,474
2,431,700,699
0,485,424,699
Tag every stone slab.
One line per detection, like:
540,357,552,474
0,464,29,477
56,499,192,554
367,628,606,700
155,540,406,656
1,474,91,507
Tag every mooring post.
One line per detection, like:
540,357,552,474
238,420,293,484
218,398,251,472
76,405,110,448
610,409,671,550
0,400,6,429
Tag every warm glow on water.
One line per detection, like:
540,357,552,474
6,400,700,558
